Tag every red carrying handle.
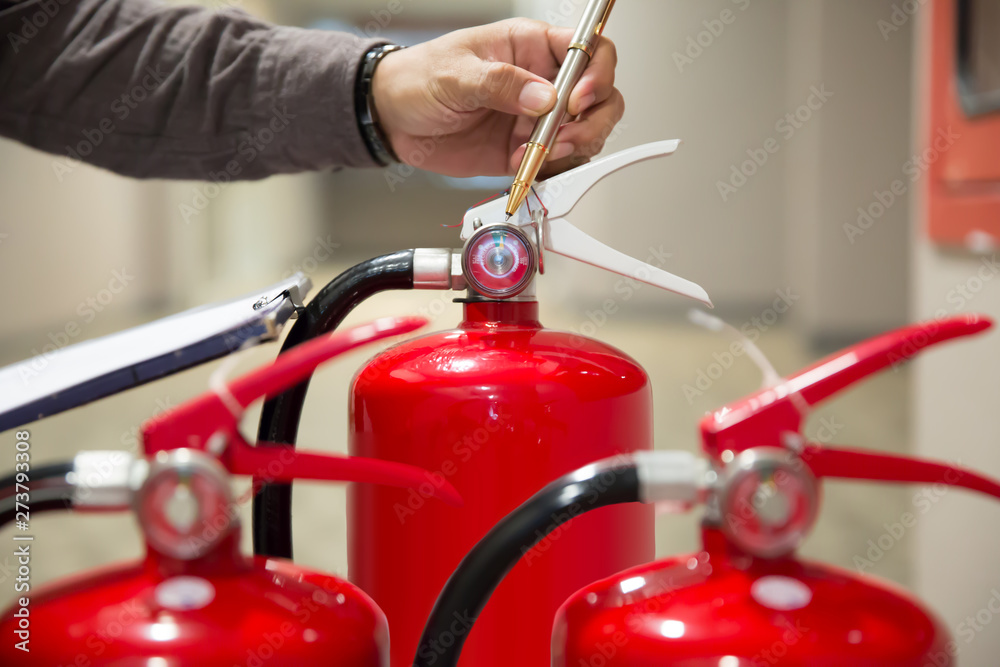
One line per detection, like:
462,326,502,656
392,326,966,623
141,316,462,506
225,443,462,507
786,314,992,407
803,444,1000,502
701,314,993,456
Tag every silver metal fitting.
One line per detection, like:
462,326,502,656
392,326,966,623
413,248,466,290
634,450,709,509
450,252,467,291
70,451,144,511
717,447,818,559
133,449,235,561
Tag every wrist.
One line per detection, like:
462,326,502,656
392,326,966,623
355,44,405,167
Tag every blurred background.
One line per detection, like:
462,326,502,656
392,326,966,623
1,0,999,663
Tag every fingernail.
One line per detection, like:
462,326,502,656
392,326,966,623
519,81,556,114
577,93,596,113
550,142,574,161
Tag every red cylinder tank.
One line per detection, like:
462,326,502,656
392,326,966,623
0,532,388,666
554,527,953,666
348,299,655,667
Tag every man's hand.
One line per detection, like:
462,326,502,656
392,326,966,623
371,18,623,178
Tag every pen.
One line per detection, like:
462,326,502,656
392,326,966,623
505,0,617,220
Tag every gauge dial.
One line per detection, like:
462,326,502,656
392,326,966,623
462,224,536,299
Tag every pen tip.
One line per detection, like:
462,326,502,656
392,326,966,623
505,214,511,221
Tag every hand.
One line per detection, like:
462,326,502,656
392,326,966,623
371,18,623,178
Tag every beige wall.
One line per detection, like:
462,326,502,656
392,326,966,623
518,0,911,334
785,0,912,339
0,141,169,341
912,239,1000,665
910,8,1000,664
4,1,988,659
518,0,790,314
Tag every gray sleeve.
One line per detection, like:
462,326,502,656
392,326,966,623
0,0,387,180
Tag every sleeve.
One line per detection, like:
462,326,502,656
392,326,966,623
0,0,388,180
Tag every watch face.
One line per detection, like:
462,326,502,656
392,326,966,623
463,225,536,299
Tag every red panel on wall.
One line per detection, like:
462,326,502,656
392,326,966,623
926,0,1000,246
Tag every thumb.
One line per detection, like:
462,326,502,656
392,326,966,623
473,61,557,116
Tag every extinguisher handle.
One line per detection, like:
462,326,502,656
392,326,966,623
140,317,463,505
226,316,428,409
229,443,463,506
460,141,681,238
786,314,991,408
701,314,993,454
543,218,713,306
458,141,713,307
143,316,427,451
802,444,1000,501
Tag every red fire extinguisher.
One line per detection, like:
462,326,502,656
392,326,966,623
249,140,712,667
0,317,460,666
414,313,1000,666
349,141,711,666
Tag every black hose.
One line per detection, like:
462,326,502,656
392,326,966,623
414,457,642,667
0,461,74,494
0,460,75,529
253,250,416,558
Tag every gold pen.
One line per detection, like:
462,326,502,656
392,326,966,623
505,0,617,220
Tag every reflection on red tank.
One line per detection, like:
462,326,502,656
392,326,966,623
555,528,952,667
0,532,388,666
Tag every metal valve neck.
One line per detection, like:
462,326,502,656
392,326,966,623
461,299,541,327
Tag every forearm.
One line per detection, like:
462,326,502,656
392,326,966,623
0,0,385,180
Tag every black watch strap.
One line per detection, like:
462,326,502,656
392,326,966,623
355,44,405,167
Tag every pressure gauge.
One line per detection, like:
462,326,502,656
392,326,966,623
718,448,818,559
135,449,234,560
462,224,537,299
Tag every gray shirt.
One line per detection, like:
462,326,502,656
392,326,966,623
0,0,385,180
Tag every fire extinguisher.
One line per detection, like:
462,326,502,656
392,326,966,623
251,140,713,667
414,313,1000,666
0,317,461,666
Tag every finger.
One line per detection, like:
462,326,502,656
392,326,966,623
507,87,623,175
470,60,558,117
508,141,575,173
535,91,624,177
507,89,623,175
553,88,626,156
538,153,592,179
567,36,618,116
506,20,573,79
540,23,573,66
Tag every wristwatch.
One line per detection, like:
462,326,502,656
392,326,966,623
355,44,406,167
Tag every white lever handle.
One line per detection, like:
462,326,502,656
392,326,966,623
535,139,681,220
459,140,711,307
545,219,712,306
460,140,682,239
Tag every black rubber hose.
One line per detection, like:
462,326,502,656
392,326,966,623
0,461,74,495
0,460,75,529
414,458,642,667
253,250,416,558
